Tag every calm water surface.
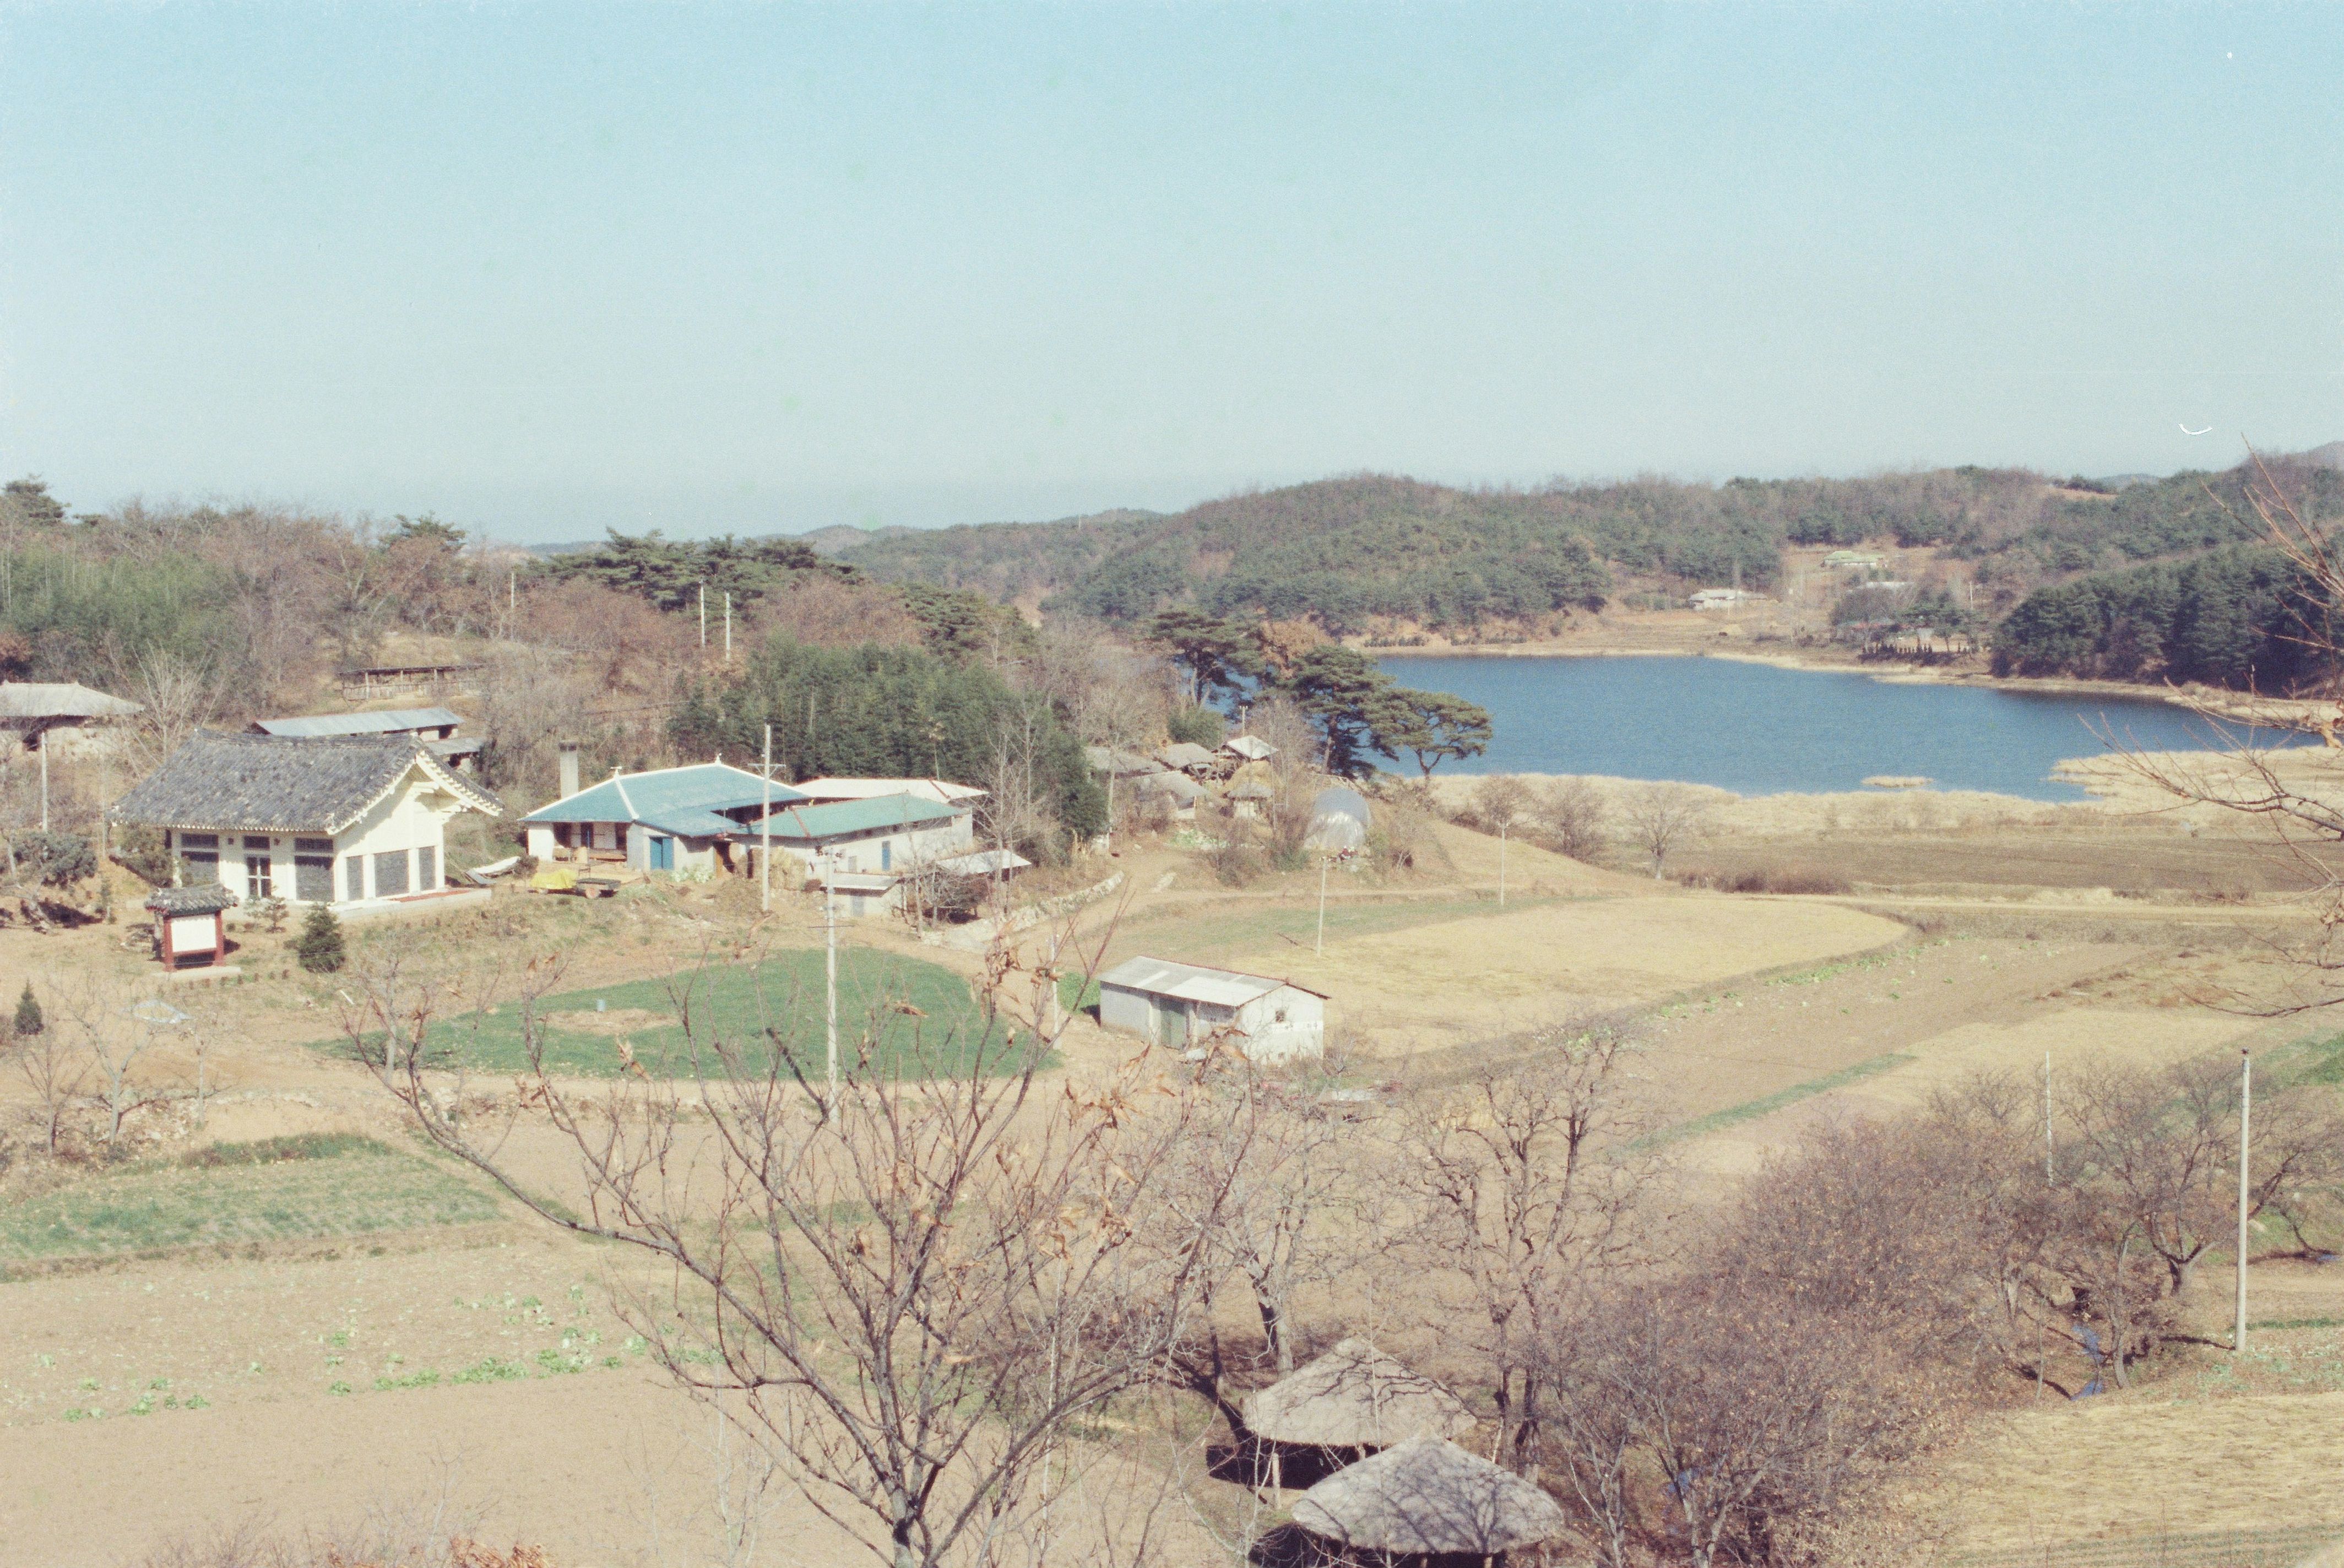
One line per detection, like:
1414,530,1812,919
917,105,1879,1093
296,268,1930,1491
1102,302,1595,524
1376,654,2278,801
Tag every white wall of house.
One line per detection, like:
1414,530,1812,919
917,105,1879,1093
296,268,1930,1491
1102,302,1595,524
626,829,723,877
165,769,473,909
1097,981,1325,1065
772,815,974,881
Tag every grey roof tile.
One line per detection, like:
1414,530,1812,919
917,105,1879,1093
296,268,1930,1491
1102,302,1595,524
110,731,502,834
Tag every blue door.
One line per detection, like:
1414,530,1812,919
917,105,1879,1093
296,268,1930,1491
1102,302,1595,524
881,840,892,871
648,835,674,871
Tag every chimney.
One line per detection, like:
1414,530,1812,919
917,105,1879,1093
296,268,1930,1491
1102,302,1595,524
558,741,579,800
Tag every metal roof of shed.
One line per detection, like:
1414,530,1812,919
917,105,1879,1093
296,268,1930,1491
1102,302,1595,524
1097,957,1326,1007
252,707,463,738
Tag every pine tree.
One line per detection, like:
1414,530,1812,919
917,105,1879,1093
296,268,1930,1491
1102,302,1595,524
294,904,346,974
14,981,42,1037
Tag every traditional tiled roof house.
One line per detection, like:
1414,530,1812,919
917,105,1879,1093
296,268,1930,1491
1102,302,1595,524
111,731,502,909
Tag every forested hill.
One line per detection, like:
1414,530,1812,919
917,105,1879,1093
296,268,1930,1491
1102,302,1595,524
832,452,2344,636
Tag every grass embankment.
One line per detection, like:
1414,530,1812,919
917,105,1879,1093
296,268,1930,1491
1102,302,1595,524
329,950,1038,1079
0,1134,501,1269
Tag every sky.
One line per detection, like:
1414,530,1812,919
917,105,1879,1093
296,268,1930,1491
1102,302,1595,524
2,3,2339,544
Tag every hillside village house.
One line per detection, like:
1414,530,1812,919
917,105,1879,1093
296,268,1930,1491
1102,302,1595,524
250,707,481,771
792,777,987,810
111,731,503,910
1098,956,1327,1064
522,761,809,876
765,794,979,915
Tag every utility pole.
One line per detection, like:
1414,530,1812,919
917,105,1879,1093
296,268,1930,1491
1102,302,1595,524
760,724,772,914
1316,854,1330,955
699,585,707,648
2044,1050,2054,1183
724,592,732,663
2236,1046,2253,1353
37,729,48,831
1497,822,1509,908
509,568,516,614
824,849,839,1098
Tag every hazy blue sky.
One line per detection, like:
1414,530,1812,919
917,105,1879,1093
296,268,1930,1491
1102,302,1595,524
2,3,2338,542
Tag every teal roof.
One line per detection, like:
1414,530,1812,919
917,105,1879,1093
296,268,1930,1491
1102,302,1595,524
763,793,961,840
523,763,805,836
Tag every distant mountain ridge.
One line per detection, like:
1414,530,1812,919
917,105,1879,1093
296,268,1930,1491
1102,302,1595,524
835,446,2344,634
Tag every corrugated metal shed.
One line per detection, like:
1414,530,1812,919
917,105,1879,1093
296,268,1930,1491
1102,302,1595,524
110,731,502,834
251,707,463,738
1098,956,1325,1007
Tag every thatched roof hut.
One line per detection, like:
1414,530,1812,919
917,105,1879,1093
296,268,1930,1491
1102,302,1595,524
1242,1339,1475,1450
1288,1437,1566,1559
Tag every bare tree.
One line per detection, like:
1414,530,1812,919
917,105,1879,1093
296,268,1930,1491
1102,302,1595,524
977,697,1060,866
9,1021,89,1156
1534,777,1607,862
50,978,180,1148
122,652,224,775
1391,1014,1658,1473
1471,775,1531,904
1620,783,1710,880
359,931,1239,1568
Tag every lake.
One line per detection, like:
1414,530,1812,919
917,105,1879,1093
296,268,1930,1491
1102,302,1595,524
1375,654,2279,800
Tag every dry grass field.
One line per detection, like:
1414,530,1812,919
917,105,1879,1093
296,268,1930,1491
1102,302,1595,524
5,795,2344,1564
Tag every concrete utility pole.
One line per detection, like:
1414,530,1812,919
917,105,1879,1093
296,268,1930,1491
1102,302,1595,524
699,585,707,647
824,849,840,1098
37,730,48,831
2237,1046,2253,1354
760,724,772,914
1316,854,1330,955
724,593,732,663
2044,1050,2054,1182
1497,822,1509,908
509,569,516,614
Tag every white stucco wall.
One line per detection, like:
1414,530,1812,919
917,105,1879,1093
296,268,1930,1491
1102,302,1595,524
166,768,474,909
772,816,975,881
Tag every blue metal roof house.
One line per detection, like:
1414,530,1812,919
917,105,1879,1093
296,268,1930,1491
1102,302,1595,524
522,762,809,877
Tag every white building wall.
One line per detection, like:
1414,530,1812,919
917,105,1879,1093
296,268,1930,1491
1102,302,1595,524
167,772,467,909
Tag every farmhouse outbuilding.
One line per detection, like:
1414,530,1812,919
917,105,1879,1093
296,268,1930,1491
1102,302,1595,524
1155,741,1219,775
1285,1437,1566,1562
522,762,808,877
1305,787,1372,854
0,680,145,829
111,731,503,910
1221,734,1276,763
1241,1338,1475,1491
1097,957,1325,1064
251,707,480,770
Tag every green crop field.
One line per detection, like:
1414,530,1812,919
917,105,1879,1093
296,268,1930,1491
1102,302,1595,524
0,1134,502,1267
329,949,1038,1081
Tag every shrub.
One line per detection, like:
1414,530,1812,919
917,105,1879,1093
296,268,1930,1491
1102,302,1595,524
111,825,173,887
1165,703,1227,748
12,829,95,887
14,982,42,1038
294,905,346,974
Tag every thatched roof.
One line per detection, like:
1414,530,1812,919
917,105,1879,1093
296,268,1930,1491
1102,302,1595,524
1289,1437,1566,1556
0,681,143,723
1241,1339,1475,1448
